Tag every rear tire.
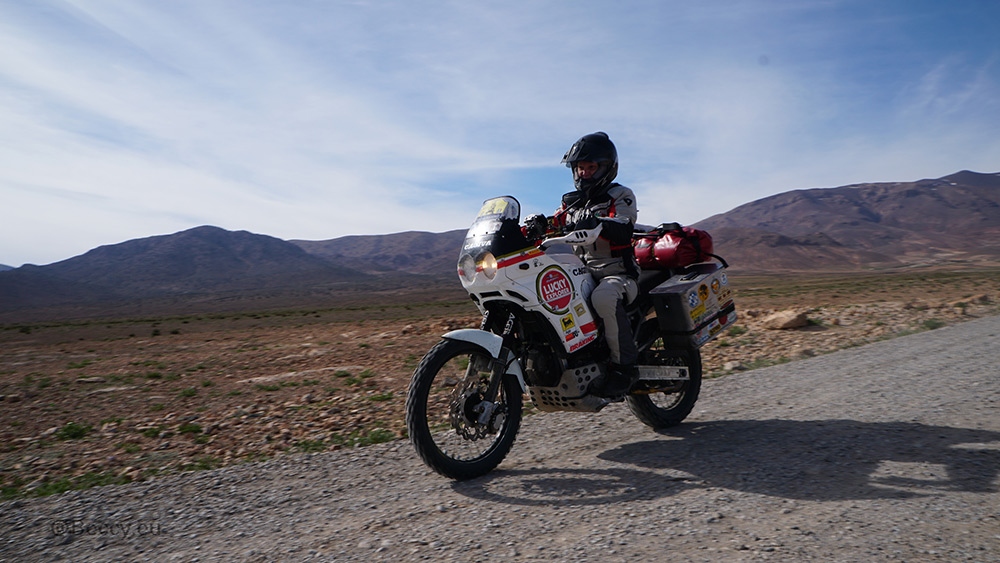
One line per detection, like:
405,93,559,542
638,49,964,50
627,345,701,429
406,338,522,480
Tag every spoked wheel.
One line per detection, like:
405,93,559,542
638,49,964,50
406,338,523,480
626,343,702,429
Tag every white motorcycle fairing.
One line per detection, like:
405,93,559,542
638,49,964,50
459,199,603,357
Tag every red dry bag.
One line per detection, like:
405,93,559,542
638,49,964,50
634,225,715,269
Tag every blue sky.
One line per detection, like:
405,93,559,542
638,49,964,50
1,0,998,267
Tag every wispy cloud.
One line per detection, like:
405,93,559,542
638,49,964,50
1,0,998,266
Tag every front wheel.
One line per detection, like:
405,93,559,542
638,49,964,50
627,344,702,430
406,338,523,480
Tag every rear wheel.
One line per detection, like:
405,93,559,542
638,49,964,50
406,338,523,480
626,343,701,429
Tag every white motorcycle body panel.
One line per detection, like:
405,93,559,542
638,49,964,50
463,247,601,355
458,197,602,356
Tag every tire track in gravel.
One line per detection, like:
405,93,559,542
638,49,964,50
3,316,999,562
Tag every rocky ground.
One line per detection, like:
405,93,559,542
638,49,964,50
1,270,998,500
2,308,999,562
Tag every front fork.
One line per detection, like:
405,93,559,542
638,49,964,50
481,310,515,387
466,310,519,430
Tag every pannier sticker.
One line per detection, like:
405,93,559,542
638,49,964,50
689,303,706,321
698,284,710,302
687,291,700,308
692,310,738,347
574,303,587,317
711,279,720,294
718,286,733,302
537,266,574,314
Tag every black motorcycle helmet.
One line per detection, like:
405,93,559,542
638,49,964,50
561,131,619,197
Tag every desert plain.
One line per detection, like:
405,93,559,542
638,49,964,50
2,268,998,499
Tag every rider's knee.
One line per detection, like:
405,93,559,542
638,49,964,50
590,283,620,317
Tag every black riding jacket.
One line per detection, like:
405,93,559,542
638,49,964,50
555,183,640,280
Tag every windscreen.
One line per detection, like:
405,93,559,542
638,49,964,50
460,196,531,259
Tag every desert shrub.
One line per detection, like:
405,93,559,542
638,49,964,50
180,456,219,472
922,318,946,330
295,440,327,453
330,427,395,448
55,422,92,440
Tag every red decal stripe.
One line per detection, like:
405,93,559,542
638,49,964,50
497,249,542,269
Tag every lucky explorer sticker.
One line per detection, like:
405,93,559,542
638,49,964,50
537,265,574,314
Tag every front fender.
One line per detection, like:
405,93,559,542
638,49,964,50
442,329,526,391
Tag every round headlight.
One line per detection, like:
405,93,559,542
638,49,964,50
458,254,476,282
480,252,498,280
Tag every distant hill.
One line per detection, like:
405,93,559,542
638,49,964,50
291,230,466,275
0,264,12,272
44,225,365,294
1,170,997,322
0,226,456,322
693,170,1000,271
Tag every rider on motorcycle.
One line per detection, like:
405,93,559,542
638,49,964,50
552,132,640,398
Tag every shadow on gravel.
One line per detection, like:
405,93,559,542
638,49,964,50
598,419,1000,501
450,467,695,507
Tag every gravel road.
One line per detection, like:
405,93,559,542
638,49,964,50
3,315,999,562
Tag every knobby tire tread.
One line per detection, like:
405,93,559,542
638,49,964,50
627,347,702,429
406,339,522,480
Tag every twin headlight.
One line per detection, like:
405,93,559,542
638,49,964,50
458,252,498,282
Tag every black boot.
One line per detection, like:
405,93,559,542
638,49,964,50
592,364,638,398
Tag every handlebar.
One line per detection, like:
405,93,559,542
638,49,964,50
538,224,603,250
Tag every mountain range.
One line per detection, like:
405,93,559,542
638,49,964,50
1,170,997,323
693,170,1000,271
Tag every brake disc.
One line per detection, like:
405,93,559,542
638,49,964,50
449,386,492,440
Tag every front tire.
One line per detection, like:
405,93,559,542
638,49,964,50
406,338,523,480
627,344,702,429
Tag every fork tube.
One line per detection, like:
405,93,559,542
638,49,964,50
483,312,517,401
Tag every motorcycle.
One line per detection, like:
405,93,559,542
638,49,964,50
406,196,736,479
